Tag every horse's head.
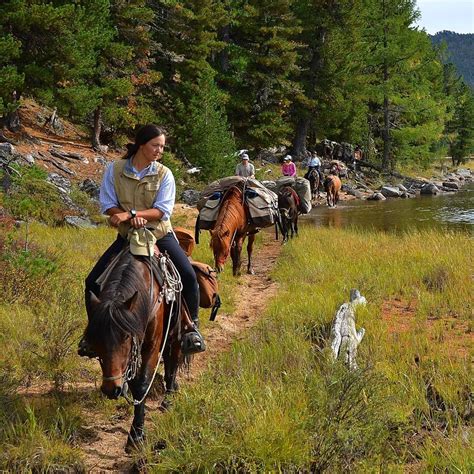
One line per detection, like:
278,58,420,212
85,282,147,399
209,186,245,273
210,228,232,273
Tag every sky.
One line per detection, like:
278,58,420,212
415,0,474,34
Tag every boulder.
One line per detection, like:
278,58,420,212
47,173,71,194
380,186,401,198
342,184,363,198
420,183,440,195
442,181,460,190
0,143,15,156
181,189,200,206
64,216,97,229
397,183,408,192
23,154,35,165
80,178,100,199
367,192,386,201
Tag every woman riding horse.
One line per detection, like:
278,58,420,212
79,125,204,357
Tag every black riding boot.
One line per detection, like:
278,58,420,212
181,318,206,354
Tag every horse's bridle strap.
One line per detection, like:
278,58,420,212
102,373,124,382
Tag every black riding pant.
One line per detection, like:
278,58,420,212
84,232,199,322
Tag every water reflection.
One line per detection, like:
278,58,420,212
305,183,474,233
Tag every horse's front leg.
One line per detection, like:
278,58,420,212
161,339,181,411
231,236,243,276
247,233,256,275
125,379,147,452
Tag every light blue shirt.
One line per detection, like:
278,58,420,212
308,156,321,168
99,159,175,220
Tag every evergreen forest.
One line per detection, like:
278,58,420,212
1,0,473,179
431,31,474,88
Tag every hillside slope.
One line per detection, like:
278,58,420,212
431,31,474,87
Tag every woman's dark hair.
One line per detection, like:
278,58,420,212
122,124,167,159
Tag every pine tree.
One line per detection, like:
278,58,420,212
362,0,447,170
449,83,474,166
222,0,301,151
290,0,367,155
181,71,236,180
0,33,24,130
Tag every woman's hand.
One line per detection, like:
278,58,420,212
130,216,148,228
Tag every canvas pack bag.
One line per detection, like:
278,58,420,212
245,186,279,228
275,176,312,214
173,226,195,257
191,260,221,320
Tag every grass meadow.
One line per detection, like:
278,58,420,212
0,219,242,471
141,226,473,472
0,218,472,472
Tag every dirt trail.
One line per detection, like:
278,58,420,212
80,232,281,472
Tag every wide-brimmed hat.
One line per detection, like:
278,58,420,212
241,154,249,160
284,155,292,161
128,227,156,257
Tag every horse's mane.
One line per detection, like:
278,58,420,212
213,186,244,238
85,251,152,346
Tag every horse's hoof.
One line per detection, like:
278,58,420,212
125,434,145,454
159,397,173,412
247,268,255,275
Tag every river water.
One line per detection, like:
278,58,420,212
305,183,474,233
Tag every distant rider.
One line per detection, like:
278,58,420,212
235,154,255,178
281,155,297,177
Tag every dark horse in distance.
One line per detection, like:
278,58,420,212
277,186,299,242
306,168,321,201
83,250,185,450
210,185,258,276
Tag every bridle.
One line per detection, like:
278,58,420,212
101,251,182,406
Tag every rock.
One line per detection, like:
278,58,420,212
367,192,386,201
94,145,109,154
342,184,363,198
94,156,108,166
80,178,100,199
456,168,472,178
0,143,15,155
420,183,440,195
23,154,35,165
181,189,200,206
397,183,408,192
47,173,71,194
64,216,97,229
380,185,401,198
442,181,460,190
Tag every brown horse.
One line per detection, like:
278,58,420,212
83,250,184,451
324,174,342,207
210,185,257,276
277,186,299,242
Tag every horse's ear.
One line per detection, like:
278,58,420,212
209,229,215,237
89,291,101,308
123,291,138,310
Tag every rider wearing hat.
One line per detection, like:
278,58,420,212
235,153,255,178
281,155,297,177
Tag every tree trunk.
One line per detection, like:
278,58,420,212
92,107,102,149
292,116,310,158
217,25,230,73
381,8,390,172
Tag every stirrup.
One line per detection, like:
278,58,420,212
181,328,206,355
77,337,97,358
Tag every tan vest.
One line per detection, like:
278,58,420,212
113,159,173,240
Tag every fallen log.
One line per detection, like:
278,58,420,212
330,289,366,370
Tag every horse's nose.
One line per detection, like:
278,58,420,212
101,384,122,400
